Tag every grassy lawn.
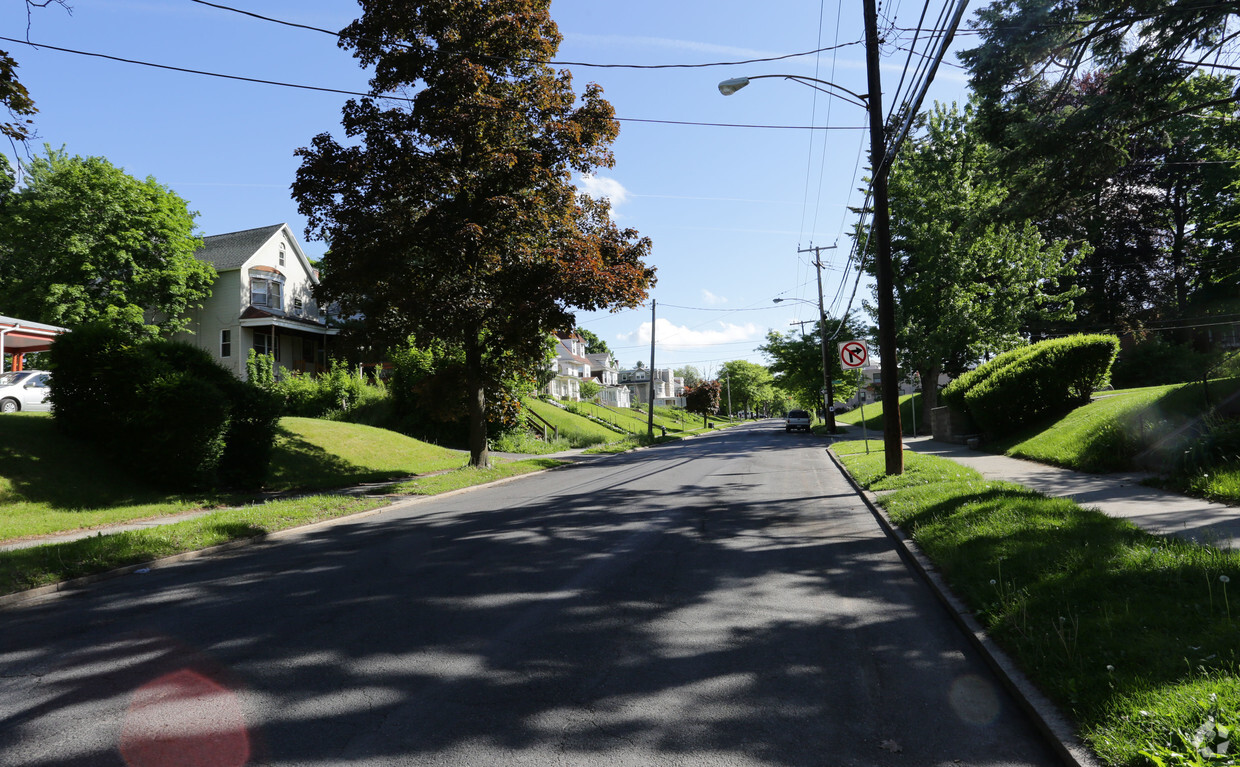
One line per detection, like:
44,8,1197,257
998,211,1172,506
834,393,925,436
834,441,1240,767
0,494,384,595
267,417,467,491
523,397,627,446
0,414,564,595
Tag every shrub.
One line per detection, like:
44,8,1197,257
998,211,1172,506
218,382,282,490
48,322,279,490
946,335,1120,438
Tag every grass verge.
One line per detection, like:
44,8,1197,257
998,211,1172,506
833,440,1240,766
0,494,384,596
1,457,569,597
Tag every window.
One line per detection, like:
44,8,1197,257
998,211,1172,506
293,297,303,313
278,242,286,267
221,329,231,358
254,329,280,361
251,278,283,310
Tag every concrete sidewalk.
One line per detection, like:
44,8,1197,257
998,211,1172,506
902,435,1240,550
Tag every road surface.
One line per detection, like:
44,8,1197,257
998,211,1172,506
0,421,1062,766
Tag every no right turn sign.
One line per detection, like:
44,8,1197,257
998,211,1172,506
839,340,868,369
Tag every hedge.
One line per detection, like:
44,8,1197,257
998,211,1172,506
943,335,1120,438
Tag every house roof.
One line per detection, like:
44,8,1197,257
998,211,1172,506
197,224,285,270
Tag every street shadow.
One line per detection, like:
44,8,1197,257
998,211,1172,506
0,423,1056,766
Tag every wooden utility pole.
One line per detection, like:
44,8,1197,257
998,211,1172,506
798,244,838,434
647,299,657,439
863,0,904,474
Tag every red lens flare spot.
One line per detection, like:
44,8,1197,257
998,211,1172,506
120,669,250,767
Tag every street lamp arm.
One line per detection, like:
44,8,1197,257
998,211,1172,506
718,74,869,110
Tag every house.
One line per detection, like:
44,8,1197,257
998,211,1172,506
174,224,337,380
546,333,592,401
586,351,631,408
619,367,685,408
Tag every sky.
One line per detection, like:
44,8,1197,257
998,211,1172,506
0,0,975,376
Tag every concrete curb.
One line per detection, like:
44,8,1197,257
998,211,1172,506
825,446,1101,767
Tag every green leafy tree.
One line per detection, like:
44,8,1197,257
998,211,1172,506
759,314,866,412
294,0,655,468
0,147,214,339
718,360,773,418
963,0,1238,176
871,103,1083,428
578,379,602,402
575,327,610,356
674,365,702,389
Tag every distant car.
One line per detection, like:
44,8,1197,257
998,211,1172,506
0,371,52,413
785,409,812,432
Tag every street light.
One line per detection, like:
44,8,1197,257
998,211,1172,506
720,62,904,473
716,74,869,110
773,296,837,434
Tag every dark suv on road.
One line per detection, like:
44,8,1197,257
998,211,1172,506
785,409,812,432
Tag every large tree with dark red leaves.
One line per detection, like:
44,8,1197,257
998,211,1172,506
293,0,655,467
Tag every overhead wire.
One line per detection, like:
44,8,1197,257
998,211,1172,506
187,0,865,70
0,35,870,132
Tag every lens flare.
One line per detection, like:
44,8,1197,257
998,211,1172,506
120,669,250,767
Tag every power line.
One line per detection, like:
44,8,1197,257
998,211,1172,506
0,36,870,132
188,0,865,71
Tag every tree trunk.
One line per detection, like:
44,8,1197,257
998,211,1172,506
465,337,490,468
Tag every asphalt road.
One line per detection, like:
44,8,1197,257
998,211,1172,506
0,421,1063,766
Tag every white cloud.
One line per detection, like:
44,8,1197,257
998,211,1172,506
562,33,772,60
578,174,629,206
619,318,762,349
701,290,727,306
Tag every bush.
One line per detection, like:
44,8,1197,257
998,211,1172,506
48,322,279,490
944,335,1120,438
218,383,282,490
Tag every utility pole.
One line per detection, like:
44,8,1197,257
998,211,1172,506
862,0,904,474
647,299,657,439
797,244,838,434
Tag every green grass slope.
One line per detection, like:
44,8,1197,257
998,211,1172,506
0,414,468,541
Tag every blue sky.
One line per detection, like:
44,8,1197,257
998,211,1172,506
1,0,972,375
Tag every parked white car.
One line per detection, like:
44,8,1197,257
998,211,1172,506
0,370,52,413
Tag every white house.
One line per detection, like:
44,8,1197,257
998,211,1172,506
619,367,685,407
586,351,631,408
546,333,592,401
174,224,337,379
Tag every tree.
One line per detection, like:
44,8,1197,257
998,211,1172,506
872,103,1082,429
294,0,655,468
574,327,610,356
759,314,866,411
684,380,721,427
578,379,602,402
963,0,1239,162
0,147,214,339
718,360,773,418
674,365,702,389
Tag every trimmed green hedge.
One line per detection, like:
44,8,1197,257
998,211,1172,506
942,335,1119,437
